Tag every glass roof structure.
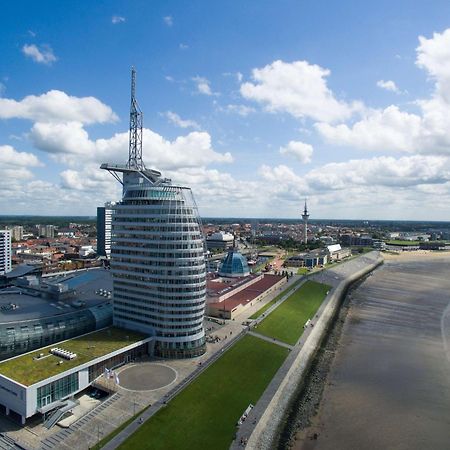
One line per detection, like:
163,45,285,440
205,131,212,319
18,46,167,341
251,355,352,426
218,248,250,278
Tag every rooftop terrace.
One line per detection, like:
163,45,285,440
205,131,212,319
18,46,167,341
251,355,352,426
0,326,147,386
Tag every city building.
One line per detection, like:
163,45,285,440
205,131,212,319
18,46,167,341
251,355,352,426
373,240,387,250
206,231,234,251
326,244,352,261
340,234,374,247
0,230,12,275
37,225,55,239
101,68,206,359
285,250,328,268
0,327,151,425
12,226,24,242
0,268,113,361
97,202,114,258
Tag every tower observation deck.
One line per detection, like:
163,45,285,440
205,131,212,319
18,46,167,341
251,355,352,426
100,68,206,358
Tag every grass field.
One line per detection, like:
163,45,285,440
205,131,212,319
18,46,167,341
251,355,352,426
254,280,330,345
249,278,302,320
118,335,289,450
297,267,309,275
386,240,420,246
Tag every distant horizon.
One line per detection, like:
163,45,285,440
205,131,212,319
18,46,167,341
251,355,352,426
1,214,450,225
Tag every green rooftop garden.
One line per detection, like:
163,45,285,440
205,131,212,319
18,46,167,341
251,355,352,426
0,327,147,386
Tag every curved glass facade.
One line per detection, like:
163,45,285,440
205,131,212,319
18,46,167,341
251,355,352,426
0,303,112,361
111,172,206,359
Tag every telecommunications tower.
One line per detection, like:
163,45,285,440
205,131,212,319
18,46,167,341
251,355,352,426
302,199,309,245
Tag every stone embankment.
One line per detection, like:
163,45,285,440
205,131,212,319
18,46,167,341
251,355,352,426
242,252,383,450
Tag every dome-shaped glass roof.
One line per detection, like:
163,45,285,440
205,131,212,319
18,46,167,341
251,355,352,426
218,248,250,277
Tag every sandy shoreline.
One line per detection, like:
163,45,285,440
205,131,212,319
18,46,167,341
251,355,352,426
383,249,450,260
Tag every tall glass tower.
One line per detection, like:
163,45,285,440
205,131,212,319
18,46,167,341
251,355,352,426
101,68,206,358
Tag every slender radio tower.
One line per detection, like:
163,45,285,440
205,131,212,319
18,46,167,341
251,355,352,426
127,67,144,170
302,199,309,245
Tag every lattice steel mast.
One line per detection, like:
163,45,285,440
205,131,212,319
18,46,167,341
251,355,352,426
127,66,144,170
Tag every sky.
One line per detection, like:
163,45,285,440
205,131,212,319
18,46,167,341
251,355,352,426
2,1,450,220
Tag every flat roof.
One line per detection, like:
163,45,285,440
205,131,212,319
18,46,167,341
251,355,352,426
0,326,147,386
0,268,112,323
208,274,282,312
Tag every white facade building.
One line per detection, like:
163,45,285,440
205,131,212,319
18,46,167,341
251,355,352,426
206,231,234,251
109,171,207,358
97,203,114,258
0,230,12,275
102,68,206,359
0,328,151,425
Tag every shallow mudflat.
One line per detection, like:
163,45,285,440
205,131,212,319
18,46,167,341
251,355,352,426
294,255,450,450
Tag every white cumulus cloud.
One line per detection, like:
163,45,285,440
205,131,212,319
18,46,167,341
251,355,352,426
22,44,57,65
112,16,125,24
316,28,450,155
376,79,400,93
29,121,233,169
279,140,313,163
192,76,218,96
163,16,173,27
163,111,200,129
0,145,43,167
0,90,118,124
225,104,255,116
241,60,363,123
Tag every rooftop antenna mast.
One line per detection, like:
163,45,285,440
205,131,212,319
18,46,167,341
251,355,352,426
128,66,144,170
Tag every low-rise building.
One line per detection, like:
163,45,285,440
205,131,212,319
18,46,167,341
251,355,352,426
206,273,286,319
0,327,151,425
327,244,352,261
206,232,235,251
285,250,329,268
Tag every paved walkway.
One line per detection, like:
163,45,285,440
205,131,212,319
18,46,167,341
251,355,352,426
247,331,293,350
102,329,248,450
230,286,334,449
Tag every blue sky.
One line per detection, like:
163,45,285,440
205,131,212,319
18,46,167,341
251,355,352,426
2,1,450,219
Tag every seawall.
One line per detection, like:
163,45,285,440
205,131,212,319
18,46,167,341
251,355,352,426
242,252,383,450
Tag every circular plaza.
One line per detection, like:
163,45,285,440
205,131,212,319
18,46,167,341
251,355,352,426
119,363,177,391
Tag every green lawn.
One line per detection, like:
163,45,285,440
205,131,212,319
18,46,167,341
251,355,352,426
385,240,420,246
0,327,146,386
118,335,289,450
297,267,309,275
249,278,302,320
254,280,330,345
